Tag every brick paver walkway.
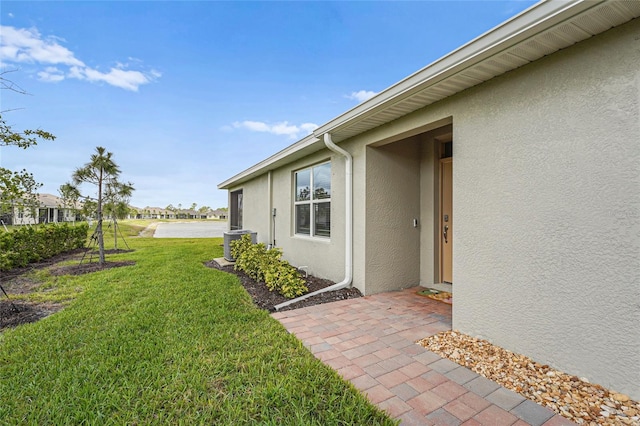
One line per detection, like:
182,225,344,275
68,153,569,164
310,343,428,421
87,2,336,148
272,287,575,426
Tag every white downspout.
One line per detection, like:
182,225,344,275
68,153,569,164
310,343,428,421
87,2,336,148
274,133,352,311
267,171,273,247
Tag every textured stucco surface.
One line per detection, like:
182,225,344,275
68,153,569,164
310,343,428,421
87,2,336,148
448,19,640,399
419,133,440,286
228,174,270,244
365,139,422,294
227,18,640,398
233,150,344,281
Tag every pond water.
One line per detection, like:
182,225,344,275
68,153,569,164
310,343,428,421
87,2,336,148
153,221,228,238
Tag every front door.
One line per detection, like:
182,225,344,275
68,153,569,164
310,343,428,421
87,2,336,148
440,158,453,283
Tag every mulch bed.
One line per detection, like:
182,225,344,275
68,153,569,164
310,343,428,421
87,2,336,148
204,260,362,312
0,300,63,330
48,260,135,276
2,250,359,331
1,249,135,331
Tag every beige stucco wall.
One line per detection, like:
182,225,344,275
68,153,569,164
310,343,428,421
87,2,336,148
235,149,347,284
274,149,346,283
419,133,440,286
364,138,422,294
449,18,640,399
349,18,639,398
228,174,270,243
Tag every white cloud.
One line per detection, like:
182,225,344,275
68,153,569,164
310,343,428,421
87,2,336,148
232,120,318,139
0,26,83,66
346,90,377,102
300,123,319,133
37,66,65,82
0,25,159,91
236,120,270,132
79,66,160,92
271,122,299,137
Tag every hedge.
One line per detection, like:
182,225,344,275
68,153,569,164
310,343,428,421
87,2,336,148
0,223,89,271
230,234,308,299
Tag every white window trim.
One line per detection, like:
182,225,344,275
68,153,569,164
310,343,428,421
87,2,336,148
294,161,331,239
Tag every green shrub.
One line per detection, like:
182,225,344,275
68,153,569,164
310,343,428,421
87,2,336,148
240,242,268,281
230,233,253,261
264,259,307,298
0,223,89,271
230,234,308,299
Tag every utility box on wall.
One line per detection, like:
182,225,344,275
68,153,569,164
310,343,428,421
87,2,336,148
223,230,257,261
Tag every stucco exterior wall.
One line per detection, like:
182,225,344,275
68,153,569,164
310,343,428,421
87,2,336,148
449,18,640,398
229,174,270,244
345,139,368,295
419,134,439,286
229,146,351,289
268,149,346,284
364,138,422,294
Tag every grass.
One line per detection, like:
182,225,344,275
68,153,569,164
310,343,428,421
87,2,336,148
0,222,396,425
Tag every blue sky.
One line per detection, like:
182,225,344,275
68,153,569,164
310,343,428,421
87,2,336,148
1,1,537,210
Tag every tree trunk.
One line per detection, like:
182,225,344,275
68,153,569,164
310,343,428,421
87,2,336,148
96,217,105,264
97,169,105,264
114,218,118,250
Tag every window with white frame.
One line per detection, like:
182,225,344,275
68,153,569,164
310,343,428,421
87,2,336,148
294,162,331,237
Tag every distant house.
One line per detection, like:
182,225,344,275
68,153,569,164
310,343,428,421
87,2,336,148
9,193,81,225
176,209,192,219
127,206,142,220
209,209,227,220
219,1,640,400
140,206,173,219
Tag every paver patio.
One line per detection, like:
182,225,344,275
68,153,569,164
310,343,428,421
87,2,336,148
272,287,575,426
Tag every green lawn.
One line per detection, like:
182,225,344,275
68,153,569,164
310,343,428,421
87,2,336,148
0,226,395,425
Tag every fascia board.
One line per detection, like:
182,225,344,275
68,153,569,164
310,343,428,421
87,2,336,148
312,0,602,140
217,135,322,189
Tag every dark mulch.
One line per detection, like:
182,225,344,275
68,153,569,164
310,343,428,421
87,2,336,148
0,300,63,331
1,249,136,331
204,260,362,312
48,260,136,276
0,248,88,282
0,248,135,282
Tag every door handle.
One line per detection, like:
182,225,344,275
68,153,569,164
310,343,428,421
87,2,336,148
443,225,449,244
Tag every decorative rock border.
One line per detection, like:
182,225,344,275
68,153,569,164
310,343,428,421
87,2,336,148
419,331,639,425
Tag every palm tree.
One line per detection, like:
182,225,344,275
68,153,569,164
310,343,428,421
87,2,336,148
72,147,121,264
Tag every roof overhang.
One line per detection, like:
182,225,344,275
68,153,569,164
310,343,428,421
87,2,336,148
218,134,324,189
218,0,640,190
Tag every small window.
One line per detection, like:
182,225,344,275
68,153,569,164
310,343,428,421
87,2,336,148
294,162,331,237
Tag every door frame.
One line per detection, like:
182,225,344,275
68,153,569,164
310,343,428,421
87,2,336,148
230,189,243,230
